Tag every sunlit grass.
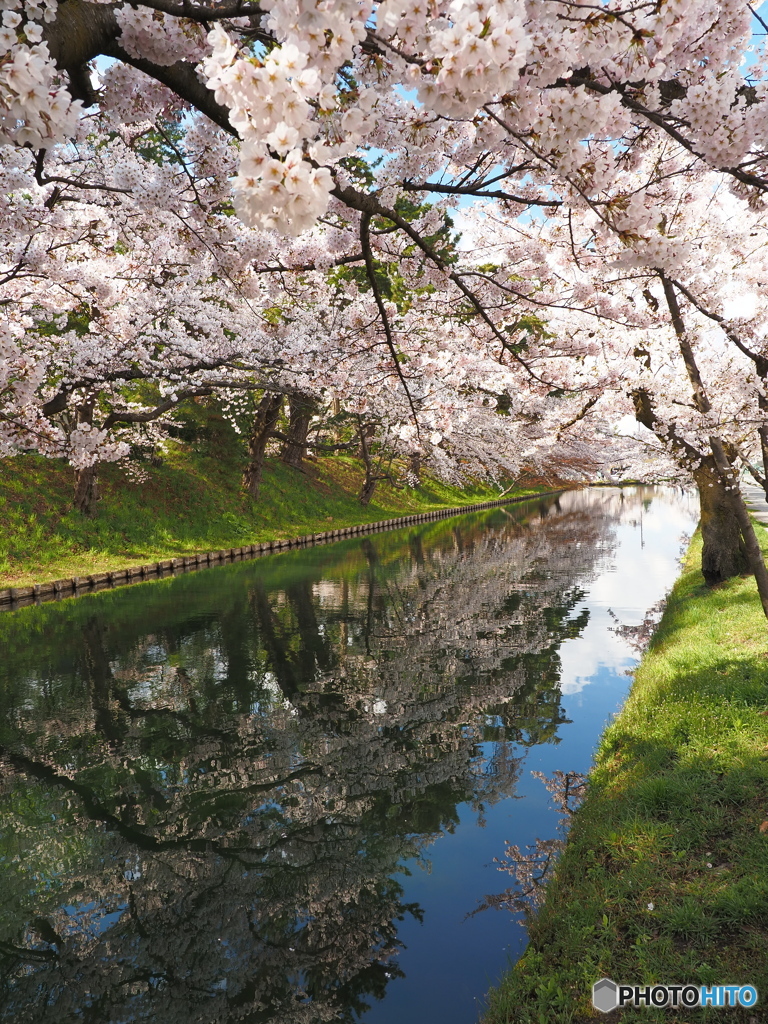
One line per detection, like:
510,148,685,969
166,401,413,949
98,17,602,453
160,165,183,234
0,446,542,587
484,526,768,1024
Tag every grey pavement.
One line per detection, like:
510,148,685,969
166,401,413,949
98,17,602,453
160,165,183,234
741,480,768,525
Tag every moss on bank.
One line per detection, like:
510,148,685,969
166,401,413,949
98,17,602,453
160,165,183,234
0,447,541,588
485,527,768,1023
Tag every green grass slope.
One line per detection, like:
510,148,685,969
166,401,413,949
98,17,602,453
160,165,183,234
485,528,768,1023
0,440,537,587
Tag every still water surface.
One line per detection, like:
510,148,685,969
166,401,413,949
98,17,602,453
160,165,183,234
0,486,697,1024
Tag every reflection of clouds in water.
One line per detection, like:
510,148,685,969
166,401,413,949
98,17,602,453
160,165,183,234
558,632,634,695
556,488,698,696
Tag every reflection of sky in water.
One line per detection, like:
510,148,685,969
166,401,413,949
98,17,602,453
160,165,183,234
559,490,697,699
361,487,698,1024
62,902,127,940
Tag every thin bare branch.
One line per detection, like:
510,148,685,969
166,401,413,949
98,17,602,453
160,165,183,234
359,212,420,425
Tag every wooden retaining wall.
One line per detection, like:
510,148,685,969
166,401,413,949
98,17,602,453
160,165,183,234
0,491,561,612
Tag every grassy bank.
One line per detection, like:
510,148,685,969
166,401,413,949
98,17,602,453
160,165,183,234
486,528,768,1023
0,445,542,588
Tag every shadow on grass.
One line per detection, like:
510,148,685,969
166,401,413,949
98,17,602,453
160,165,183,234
484,651,768,1024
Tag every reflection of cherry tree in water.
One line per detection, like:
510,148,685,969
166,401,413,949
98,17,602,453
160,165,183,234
471,770,589,921
0,491,627,1023
475,490,695,926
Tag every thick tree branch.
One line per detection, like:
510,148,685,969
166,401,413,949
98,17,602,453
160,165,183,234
111,0,262,19
630,386,703,466
659,273,768,618
41,356,250,416
270,430,359,453
104,41,237,134
658,271,711,416
556,394,599,438
42,1,120,77
101,387,214,428
667,275,765,370
41,2,237,132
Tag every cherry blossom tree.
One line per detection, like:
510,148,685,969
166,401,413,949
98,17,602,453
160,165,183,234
488,149,768,609
382,103,768,612
1,127,626,514
3,0,768,602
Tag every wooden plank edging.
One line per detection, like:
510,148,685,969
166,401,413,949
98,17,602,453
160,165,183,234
0,490,563,611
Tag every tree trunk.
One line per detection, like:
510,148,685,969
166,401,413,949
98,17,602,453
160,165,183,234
72,397,99,515
242,392,283,499
693,458,747,584
280,393,317,470
750,357,768,501
408,452,422,484
757,420,768,502
358,418,378,506
73,464,99,515
709,436,768,620
657,274,768,615
359,475,378,506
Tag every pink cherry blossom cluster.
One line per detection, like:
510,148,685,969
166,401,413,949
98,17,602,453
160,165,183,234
114,4,207,67
381,0,529,117
203,28,343,232
0,29,81,146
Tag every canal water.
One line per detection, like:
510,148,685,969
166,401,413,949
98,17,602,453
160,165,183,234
0,486,698,1024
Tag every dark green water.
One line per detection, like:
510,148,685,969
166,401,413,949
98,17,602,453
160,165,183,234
0,486,697,1024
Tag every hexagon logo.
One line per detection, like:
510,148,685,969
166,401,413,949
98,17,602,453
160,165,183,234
593,977,619,1013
